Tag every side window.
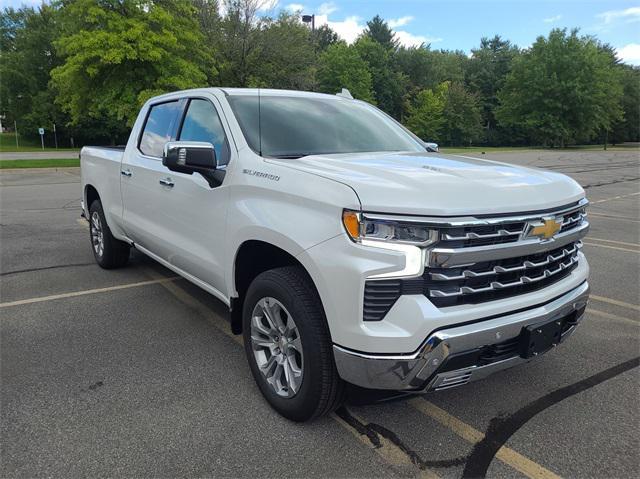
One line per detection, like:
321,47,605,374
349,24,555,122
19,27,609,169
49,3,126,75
179,99,230,165
139,101,182,157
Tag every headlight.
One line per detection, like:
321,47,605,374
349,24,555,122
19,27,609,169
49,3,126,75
342,210,439,246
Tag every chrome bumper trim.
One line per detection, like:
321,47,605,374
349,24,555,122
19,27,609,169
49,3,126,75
333,281,589,391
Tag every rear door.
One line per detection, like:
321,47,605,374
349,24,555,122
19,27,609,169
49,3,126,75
120,99,184,259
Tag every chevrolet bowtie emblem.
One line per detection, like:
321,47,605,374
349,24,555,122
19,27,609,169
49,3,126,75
526,217,562,240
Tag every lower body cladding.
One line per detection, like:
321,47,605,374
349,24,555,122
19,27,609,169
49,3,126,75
333,281,589,392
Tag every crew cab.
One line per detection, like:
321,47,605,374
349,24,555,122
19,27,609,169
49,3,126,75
80,88,590,421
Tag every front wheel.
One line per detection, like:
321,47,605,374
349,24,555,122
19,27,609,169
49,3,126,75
243,266,345,421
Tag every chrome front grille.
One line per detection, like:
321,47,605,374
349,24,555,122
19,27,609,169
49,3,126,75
440,221,526,248
424,241,581,306
362,200,589,319
424,200,588,307
428,242,581,293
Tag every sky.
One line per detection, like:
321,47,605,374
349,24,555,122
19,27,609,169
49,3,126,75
6,0,640,65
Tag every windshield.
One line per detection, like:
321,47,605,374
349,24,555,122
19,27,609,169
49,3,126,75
227,95,424,158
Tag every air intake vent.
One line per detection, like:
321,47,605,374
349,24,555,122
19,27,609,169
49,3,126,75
363,279,401,321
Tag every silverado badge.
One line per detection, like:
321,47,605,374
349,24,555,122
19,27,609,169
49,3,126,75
525,217,562,240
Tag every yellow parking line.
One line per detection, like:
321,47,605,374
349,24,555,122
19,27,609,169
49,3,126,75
582,242,639,253
587,308,639,325
586,237,640,248
590,295,640,312
145,267,241,344
409,399,561,479
0,277,179,308
591,192,640,204
587,212,640,223
144,266,439,478
331,410,441,478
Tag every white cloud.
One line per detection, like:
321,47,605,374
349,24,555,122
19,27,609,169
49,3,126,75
259,0,280,12
395,30,441,47
285,3,305,12
616,43,640,65
314,14,364,43
388,15,414,28
596,6,640,24
318,2,338,16
543,14,562,23
310,6,439,47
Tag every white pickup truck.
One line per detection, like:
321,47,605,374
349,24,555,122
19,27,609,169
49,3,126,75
81,88,590,421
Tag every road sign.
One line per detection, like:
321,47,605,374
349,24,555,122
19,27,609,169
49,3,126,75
38,127,45,150
38,127,44,135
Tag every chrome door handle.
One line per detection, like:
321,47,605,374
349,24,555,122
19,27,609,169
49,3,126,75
159,178,174,188
120,169,132,177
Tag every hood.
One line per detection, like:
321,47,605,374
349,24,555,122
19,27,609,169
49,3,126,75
267,151,584,216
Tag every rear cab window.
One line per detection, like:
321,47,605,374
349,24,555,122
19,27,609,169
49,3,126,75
138,100,183,158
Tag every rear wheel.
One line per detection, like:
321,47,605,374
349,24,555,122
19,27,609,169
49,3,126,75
243,266,345,421
88,200,130,269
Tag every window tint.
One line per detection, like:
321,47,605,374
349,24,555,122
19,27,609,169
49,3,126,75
139,101,182,157
227,95,422,158
179,99,230,165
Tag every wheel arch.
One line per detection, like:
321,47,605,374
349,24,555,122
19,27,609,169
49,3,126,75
85,184,100,211
230,239,322,335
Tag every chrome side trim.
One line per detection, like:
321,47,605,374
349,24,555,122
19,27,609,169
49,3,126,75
133,243,230,306
427,221,589,268
332,281,589,391
362,198,588,228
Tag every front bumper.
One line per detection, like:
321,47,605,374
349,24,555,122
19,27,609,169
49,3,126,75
333,281,589,392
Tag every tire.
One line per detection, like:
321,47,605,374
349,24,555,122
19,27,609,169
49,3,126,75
88,200,130,269
243,266,345,421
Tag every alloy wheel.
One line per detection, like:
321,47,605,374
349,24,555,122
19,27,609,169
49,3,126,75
250,297,304,398
90,211,104,258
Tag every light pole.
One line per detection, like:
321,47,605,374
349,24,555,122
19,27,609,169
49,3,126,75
302,13,317,90
302,14,315,32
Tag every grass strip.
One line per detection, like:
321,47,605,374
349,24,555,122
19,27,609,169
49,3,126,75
0,158,80,169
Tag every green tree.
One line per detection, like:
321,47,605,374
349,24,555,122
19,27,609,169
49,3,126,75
313,24,339,52
362,15,398,50
216,0,269,87
51,0,210,141
354,36,405,117
248,12,315,89
0,4,67,140
317,42,374,102
465,35,520,144
496,29,623,147
442,81,483,145
192,0,223,84
611,65,640,143
396,46,468,121
405,83,447,141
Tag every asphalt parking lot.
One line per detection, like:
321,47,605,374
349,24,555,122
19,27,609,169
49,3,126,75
1,150,639,478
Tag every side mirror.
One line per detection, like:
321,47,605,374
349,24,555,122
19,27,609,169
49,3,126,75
424,142,439,153
163,141,217,172
163,141,222,187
